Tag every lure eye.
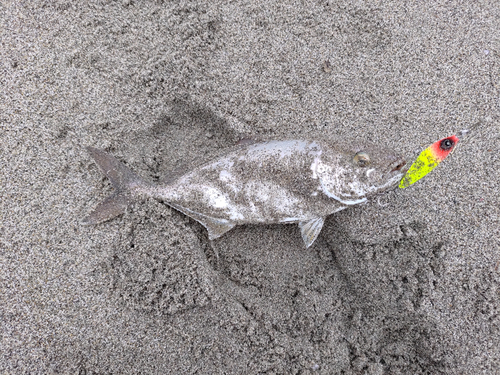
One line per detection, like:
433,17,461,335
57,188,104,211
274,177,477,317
439,138,455,151
353,152,370,167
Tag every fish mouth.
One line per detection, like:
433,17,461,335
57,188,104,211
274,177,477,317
368,158,407,196
389,158,407,174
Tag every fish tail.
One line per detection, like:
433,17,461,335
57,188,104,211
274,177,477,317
81,147,146,225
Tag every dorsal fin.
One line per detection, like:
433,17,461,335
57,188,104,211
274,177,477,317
235,137,261,147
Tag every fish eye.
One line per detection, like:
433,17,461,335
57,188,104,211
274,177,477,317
353,152,370,167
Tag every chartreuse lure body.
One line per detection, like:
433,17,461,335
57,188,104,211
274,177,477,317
399,135,459,189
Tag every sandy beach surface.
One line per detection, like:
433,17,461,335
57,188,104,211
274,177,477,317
1,0,499,373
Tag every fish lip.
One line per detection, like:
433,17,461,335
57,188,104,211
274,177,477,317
368,171,404,197
365,167,406,199
389,167,406,182
389,159,407,173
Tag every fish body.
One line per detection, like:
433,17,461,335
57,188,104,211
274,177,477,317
83,139,407,248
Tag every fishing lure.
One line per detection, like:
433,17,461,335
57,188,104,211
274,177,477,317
399,135,459,189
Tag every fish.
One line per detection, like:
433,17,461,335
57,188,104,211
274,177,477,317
399,135,459,189
82,139,407,248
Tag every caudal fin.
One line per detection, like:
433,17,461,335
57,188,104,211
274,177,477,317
81,147,144,225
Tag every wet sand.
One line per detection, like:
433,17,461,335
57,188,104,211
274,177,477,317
1,1,499,373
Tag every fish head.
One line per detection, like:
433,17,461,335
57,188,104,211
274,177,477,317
314,142,407,205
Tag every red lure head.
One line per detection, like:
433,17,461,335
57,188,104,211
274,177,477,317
429,135,459,162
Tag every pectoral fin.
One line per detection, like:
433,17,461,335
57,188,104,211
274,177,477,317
168,203,235,240
298,217,325,248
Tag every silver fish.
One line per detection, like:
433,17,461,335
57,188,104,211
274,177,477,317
82,140,407,248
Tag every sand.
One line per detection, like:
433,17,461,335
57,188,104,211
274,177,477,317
1,0,499,373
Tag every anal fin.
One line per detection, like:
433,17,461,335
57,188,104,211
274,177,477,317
168,203,235,240
298,217,325,248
